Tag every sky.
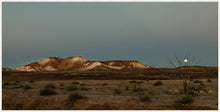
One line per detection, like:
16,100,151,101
2,2,218,68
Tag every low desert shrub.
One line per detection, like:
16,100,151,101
60,83,64,86
3,82,11,86
79,87,89,91
15,103,23,110
149,91,154,95
176,95,194,104
129,81,137,83
140,94,151,102
153,81,163,86
13,83,18,85
45,83,56,89
137,81,143,84
188,90,198,96
198,85,207,92
11,86,21,89
114,88,121,95
80,83,85,86
102,83,108,85
133,85,144,92
189,84,207,96
125,86,129,91
207,79,212,82
193,80,203,83
68,93,87,104
39,88,56,96
200,83,205,86
24,85,32,90
72,81,80,85
66,86,78,91
29,80,35,83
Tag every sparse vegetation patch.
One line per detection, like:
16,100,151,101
176,95,194,104
24,85,32,90
29,81,35,83
140,94,151,102
133,85,144,92
72,81,80,85
80,83,85,86
153,81,163,86
66,86,78,91
68,93,87,105
3,82,11,86
114,88,121,95
102,83,108,85
193,80,203,83
137,81,143,84
45,83,56,89
125,86,129,91
207,79,212,82
39,88,56,96
129,81,137,83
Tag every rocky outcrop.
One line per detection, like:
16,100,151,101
15,56,150,71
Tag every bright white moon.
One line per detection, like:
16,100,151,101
184,59,188,63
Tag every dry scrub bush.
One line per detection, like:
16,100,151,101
24,85,32,90
102,83,108,85
66,86,78,91
45,83,56,89
207,79,212,82
72,81,80,85
15,103,23,110
193,80,203,83
114,88,121,95
168,54,200,95
176,95,194,104
68,93,87,105
139,94,151,102
3,82,11,86
125,86,129,91
39,88,56,96
29,80,35,83
153,81,163,86
80,83,85,86
129,81,137,83
13,82,18,85
133,85,144,92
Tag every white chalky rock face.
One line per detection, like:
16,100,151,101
38,57,63,66
38,57,54,65
15,66,36,71
44,66,57,71
106,65,123,70
70,56,88,63
109,62,115,66
80,61,102,70
129,62,150,68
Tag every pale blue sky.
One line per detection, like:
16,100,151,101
2,2,218,68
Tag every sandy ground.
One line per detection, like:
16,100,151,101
2,79,218,110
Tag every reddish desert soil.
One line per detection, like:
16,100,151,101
2,67,218,110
